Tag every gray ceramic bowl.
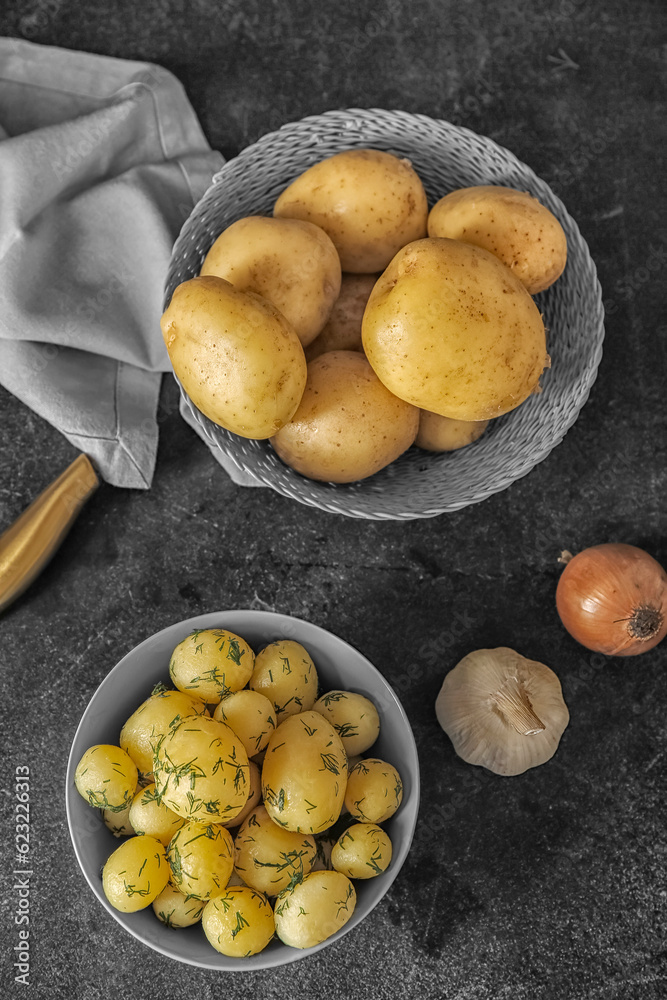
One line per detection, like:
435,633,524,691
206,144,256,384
66,610,420,969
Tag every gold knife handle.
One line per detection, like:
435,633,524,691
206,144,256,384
0,454,99,613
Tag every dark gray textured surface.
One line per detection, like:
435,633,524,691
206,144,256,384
1,1,666,998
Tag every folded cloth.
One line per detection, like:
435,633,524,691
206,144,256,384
0,38,224,488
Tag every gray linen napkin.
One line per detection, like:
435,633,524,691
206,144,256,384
0,38,226,488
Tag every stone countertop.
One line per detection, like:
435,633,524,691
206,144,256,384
1,2,666,998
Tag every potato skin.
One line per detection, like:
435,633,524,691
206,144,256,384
120,688,207,779
274,870,356,948
233,803,317,895
428,185,567,294
271,351,419,483
102,835,170,913
274,149,428,272
261,710,347,834
74,744,138,813
305,272,378,361
312,690,380,756
203,886,275,957
160,275,307,439
331,822,392,879
152,715,250,824
249,640,318,724
416,412,490,452
201,216,342,347
362,238,549,421
344,758,403,824
169,627,254,704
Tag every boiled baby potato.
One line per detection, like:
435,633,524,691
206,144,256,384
331,822,392,879
305,272,378,361
213,689,276,757
271,351,419,483
262,710,347,834
200,216,341,347
169,627,254,704
344,758,403,824
249,639,318,723
362,238,549,421
166,819,234,901
416,411,490,452
153,715,250,824
74,744,138,814
119,685,207,779
153,880,206,928
313,690,380,756
203,886,275,957
428,185,567,294
234,803,317,895
274,148,428,272
274,870,356,948
127,783,184,847
160,275,307,439
102,835,170,912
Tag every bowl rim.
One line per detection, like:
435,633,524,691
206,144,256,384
65,609,420,970
166,107,605,519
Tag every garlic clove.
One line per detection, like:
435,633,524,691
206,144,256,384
435,647,569,776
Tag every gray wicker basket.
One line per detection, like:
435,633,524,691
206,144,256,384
164,108,604,520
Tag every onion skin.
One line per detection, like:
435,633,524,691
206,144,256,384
556,543,667,656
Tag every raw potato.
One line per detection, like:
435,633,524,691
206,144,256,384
74,745,138,814
249,640,318,723
416,412,490,452
153,715,250,824
313,690,380,756
344,758,403,824
362,238,549,421
202,886,275,957
213,689,276,757
169,627,254,704
128,783,185,847
262,710,347,834
160,275,307,439
200,216,342,347
274,870,356,948
271,351,420,483
305,272,378,361
428,185,568,294
274,148,428,272
222,760,262,830
234,803,318,895
119,686,207,778
331,823,392,879
167,819,235,901
153,880,206,928
102,835,170,912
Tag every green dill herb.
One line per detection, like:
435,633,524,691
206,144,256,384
280,656,292,675
334,722,359,739
321,692,346,706
319,753,340,776
226,638,245,667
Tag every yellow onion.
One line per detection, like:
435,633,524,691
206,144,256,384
556,543,667,656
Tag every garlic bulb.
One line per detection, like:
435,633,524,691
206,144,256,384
435,647,569,776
